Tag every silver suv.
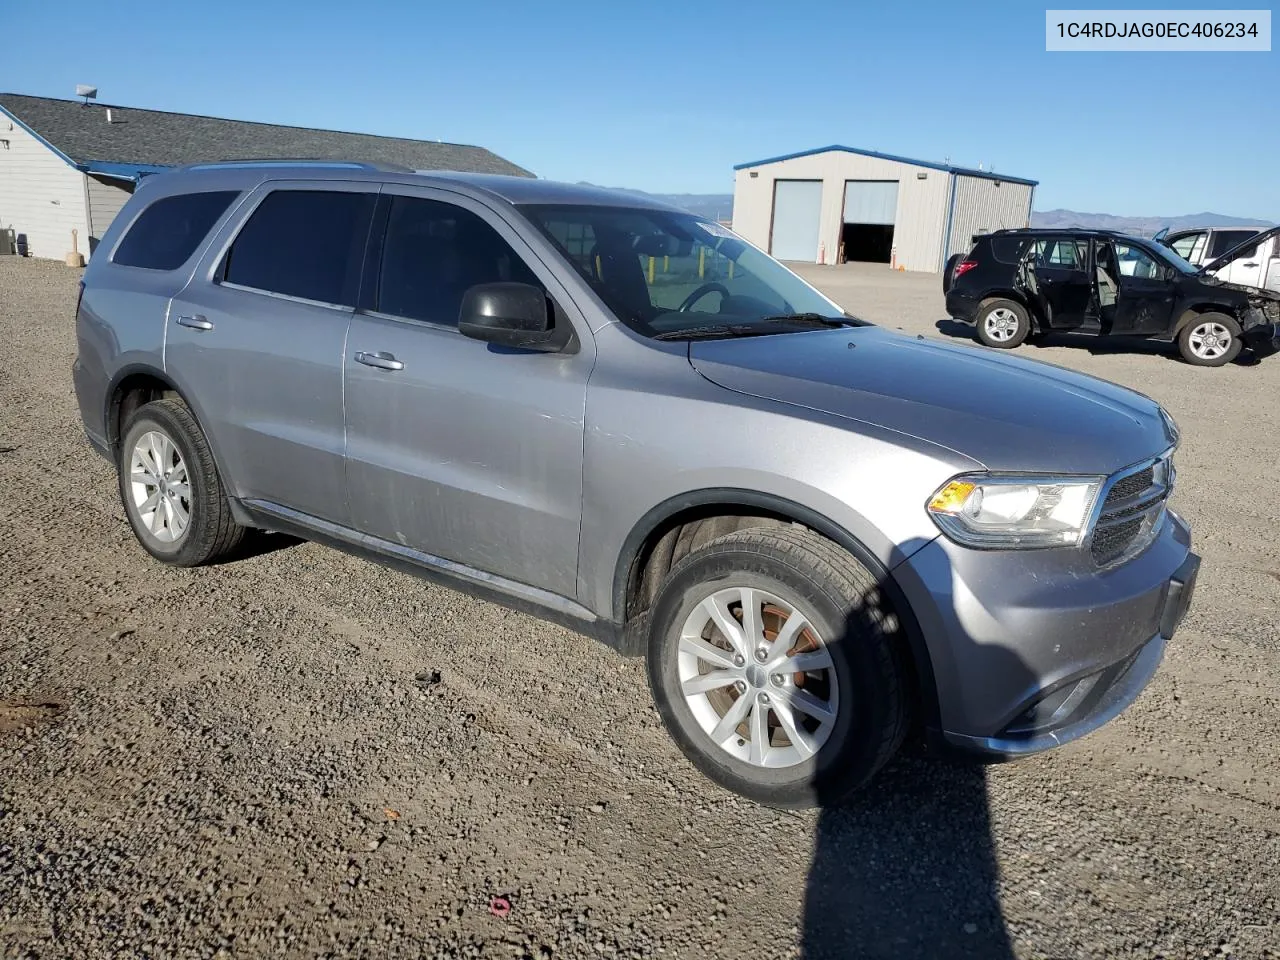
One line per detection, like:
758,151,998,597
73,161,1200,808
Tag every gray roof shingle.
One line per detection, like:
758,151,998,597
0,93,533,177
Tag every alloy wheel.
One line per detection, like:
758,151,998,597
128,430,191,543
984,307,1021,342
677,586,839,769
1187,321,1231,361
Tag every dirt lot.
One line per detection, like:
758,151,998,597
2,257,1279,960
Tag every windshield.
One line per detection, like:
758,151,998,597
519,204,852,338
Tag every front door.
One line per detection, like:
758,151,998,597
167,182,377,526
1213,234,1274,291
343,189,593,599
1026,236,1092,329
1107,241,1176,336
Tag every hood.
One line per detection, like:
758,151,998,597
688,327,1176,475
1202,225,1279,275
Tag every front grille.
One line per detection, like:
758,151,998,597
1107,467,1154,503
1090,455,1173,566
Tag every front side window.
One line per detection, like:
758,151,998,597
223,190,375,306
1208,229,1258,258
1114,243,1163,279
520,204,846,338
113,191,239,270
377,196,542,324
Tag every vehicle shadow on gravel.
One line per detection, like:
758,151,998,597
801,543,1022,959
933,317,1267,366
802,757,1012,959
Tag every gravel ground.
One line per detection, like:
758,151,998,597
2,256,1278,960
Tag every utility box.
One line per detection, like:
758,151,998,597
0,227,13,256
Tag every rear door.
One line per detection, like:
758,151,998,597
166,182,377,526
1108,241,1177,336
342,187,593,598
1025,236,1092,329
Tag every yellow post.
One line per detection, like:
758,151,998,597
698,247,705,279
728,260,735,280
595,254,602,279
648,256,655,284
663,255,669,273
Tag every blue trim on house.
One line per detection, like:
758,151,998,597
78,160,172,181
733,144,1039,187
0,102,78,167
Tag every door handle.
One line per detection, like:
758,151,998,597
175,314,213,331
1242,262,1259,268
354,351,404,372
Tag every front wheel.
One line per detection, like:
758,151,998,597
974,298,1030,349
1177,313,1241,367
646,526,908,809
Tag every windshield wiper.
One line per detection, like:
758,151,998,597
651,314,862,342
755,312,854,327
652,324,774,341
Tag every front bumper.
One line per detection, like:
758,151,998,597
893,510,1198,757
1241,320,1280,358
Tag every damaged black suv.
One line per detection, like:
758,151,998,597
944,228,1280,366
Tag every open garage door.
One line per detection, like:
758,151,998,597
769,180,822,261
841,180,898,264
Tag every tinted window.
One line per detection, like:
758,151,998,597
224,190,375,306
377,196,542,324
1208,229,1258,258
113,191,238,270
989,236,1029,263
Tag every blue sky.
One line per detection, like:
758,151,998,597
3,1,1276,217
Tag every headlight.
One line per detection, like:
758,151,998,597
927,474,1104,549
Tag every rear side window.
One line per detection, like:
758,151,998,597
113,191,238,270
1033,238,1088,270
223,190,375,306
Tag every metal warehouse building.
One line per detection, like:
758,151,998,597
0,93,531,262
732,145,1038,272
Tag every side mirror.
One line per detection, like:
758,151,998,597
458,282,567,353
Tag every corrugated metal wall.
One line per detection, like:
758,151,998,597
944,175,1034,262
86,175,133,255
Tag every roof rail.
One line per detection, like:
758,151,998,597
180,158,414,173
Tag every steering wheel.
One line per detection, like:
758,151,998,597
678,282,729,313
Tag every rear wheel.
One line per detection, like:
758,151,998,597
974,298,1030,349
118,399,246,566
646,525,908,809
1177,313,1241,367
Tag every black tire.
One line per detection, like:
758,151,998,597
646,525,909,809
974,298,1030,349
1177,312,1241,367
117,398,245,566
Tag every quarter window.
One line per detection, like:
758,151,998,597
223,190,375,306
113,191,239,270
377,196,542,325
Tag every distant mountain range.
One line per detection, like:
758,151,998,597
1029,209,1274,236
587,185,1274,237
